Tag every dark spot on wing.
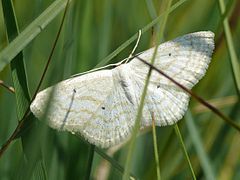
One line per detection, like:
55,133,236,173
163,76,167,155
120,79,128,88
169,53,171,56
120,79,134,105
101,106,105,110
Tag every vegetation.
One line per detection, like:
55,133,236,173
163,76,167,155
0,0,239,179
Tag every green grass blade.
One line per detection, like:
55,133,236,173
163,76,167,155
122,64,151,180
0,0,72,162
31,160,48,180
174,124,196,180
85,145,95,179
185,111,216,180
94,147,137,179
145,1,173,179
207,102,240,174
223,0,235,18
218,0,240,97
145,0,158,19
97,0,112,60
1,0,32,161
123,0,176,179
95,0,188,68
1,0,31,119
0,0,72,72
152,115,161,180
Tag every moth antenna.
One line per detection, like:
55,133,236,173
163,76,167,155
125,30,142,64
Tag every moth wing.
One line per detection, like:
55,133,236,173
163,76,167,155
128,31,214,127
31,69,136,148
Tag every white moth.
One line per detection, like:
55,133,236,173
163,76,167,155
31,31,215,148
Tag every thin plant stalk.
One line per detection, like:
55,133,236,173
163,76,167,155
152,113,161,180
218,0,240,98
123,0,173,179
174,125,196,180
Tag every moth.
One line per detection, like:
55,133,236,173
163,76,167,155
31,31,215,148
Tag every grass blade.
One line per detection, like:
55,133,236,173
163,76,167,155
1,0,31,160
218,0,240,97
95,0,188,68
185,111,216,180
31,160,48,180
0,0,70,159
174,125,196,180
85,145,95,179
152,114,161,180
94,147,137,179
0,0,72,72
1,0,31,119
123,0,175,179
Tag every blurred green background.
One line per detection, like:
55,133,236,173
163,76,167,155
0,0,240,179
